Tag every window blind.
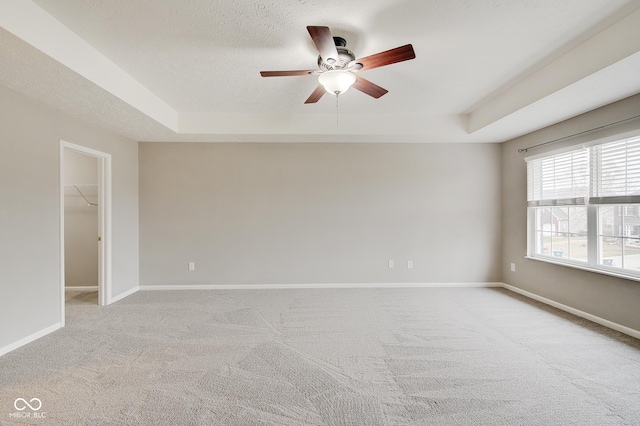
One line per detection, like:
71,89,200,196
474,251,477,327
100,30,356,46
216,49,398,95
590,135,640,204
527,135,640,206
526,148,589,206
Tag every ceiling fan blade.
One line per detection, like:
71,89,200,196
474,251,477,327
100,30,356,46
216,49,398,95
307,26,339,64
353,44,416,71
352,76,388,99
260,70,316,77
304,85,326,104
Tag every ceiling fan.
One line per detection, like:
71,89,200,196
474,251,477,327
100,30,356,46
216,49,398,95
260,26,416,104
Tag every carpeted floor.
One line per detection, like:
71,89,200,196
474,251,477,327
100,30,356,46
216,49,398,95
1,287,639,425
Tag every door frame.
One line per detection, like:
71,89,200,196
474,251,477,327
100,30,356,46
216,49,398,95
60,141,112,327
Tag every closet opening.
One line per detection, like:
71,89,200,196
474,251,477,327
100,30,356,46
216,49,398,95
60,141,112,327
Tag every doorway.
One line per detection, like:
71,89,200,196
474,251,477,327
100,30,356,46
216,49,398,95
60,141,112,327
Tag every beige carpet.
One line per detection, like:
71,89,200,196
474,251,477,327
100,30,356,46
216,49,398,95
1,287,639,425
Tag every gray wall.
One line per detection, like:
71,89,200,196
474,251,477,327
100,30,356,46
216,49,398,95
0,85,139,352
501,93,640,332
64,150,98,287
139,142,502,286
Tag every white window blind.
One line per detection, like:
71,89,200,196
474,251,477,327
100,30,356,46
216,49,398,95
527,135,640,206
590,136,640,204
527,149,589,206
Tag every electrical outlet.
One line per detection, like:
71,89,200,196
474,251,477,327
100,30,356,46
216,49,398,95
407,260,413,269
510,262,516,272
188,262,195,271
388,260,394,268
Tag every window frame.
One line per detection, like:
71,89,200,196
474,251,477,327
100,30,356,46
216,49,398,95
525,130,640,282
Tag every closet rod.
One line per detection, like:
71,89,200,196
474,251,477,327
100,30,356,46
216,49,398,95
517,113,640,153
66,185,98,206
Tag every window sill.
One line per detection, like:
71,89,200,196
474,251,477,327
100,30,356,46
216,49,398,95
525,255,640,283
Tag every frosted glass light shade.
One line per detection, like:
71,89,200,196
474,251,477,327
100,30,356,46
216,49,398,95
318,70,357,95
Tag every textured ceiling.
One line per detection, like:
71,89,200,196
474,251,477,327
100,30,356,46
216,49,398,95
1,0,640,143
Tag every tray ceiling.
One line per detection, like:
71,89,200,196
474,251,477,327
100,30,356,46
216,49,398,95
1,0,639,142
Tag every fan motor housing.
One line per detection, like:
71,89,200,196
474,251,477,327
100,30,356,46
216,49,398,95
318,37,356,71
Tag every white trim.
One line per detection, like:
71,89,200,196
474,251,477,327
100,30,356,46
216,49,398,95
59,143,65,327
65,286,98,292
100,152,113,306
501,283,640,340
108,286,140,304
0,323,61,357
139,282,504,291
60,141,113,330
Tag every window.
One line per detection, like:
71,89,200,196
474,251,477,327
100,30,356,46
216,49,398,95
526,133,640,279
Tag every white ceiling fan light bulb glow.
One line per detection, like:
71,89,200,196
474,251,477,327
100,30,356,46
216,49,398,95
318,70,357,95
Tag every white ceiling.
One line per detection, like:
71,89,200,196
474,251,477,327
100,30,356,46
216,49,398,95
1,0,640,143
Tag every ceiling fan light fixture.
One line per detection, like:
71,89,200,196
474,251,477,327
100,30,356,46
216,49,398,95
260,26,416,104
318,70,356,95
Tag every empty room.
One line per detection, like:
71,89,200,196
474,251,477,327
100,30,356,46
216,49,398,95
1,1,640,424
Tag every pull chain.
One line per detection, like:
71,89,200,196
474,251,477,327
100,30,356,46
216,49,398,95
335,92,339,127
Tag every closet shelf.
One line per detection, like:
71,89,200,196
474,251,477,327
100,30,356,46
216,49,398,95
64,184,97,189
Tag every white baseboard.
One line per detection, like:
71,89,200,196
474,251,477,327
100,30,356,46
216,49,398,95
65,286,98,292
108,286,139,304
140,282,504,291
0,323,61,357
501,283,640,340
